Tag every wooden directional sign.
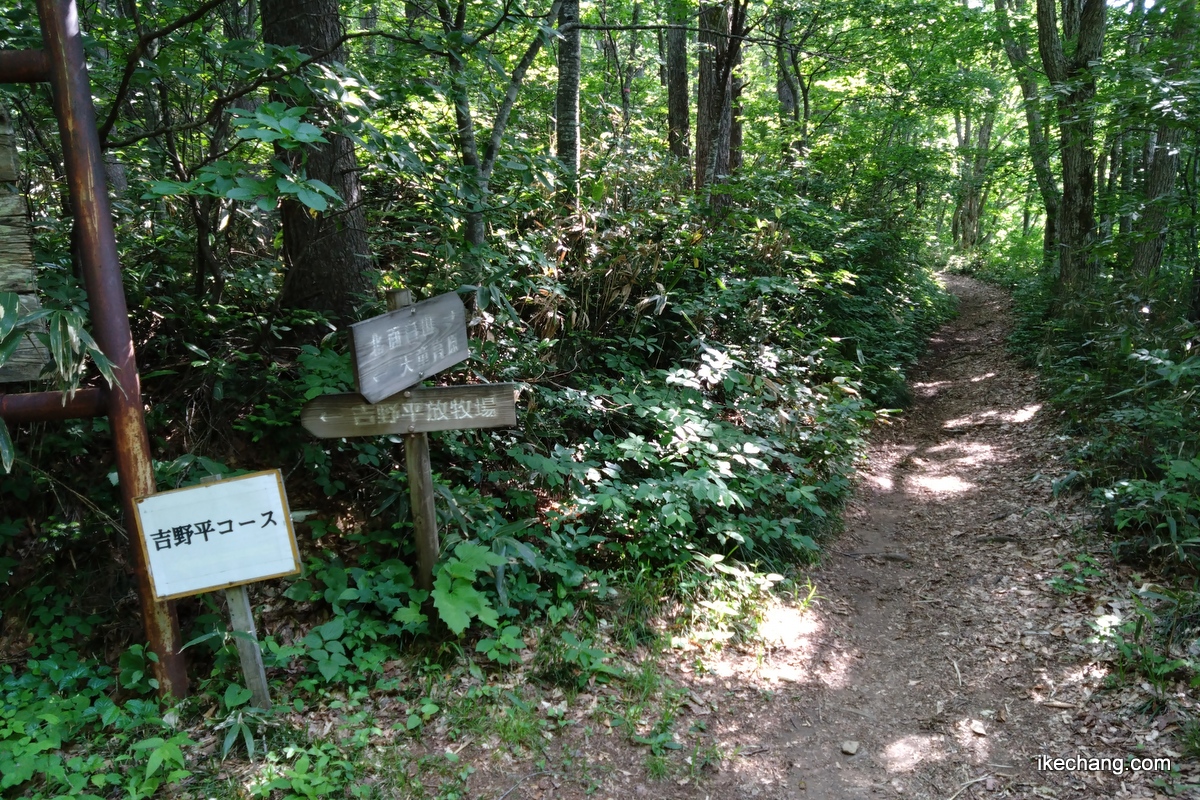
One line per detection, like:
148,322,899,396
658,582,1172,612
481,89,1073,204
132,470,300,600
350,290,469,403
301,383,518,438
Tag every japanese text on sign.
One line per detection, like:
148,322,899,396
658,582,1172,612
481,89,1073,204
148,511,278,552
352,395,497,427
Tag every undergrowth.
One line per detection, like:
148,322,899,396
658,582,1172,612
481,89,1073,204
0,162,950,797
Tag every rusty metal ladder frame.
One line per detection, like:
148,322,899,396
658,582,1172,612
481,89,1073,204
0,0,187,699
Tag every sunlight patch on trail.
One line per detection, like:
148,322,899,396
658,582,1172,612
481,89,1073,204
910,474,975,494
758,604,821,649
1007,403,1041,423
882,733,950,772
951,717,992,762
943,403,1042,429
925,440,995,465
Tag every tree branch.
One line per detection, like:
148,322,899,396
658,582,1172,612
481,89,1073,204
98,0,230,145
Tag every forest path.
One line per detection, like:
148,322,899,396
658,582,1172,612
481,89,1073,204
646,273,1140,800
480,275,1184,800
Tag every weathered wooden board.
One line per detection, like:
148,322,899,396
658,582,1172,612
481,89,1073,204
301,383,518,438
0,294,48,383
0,193,35,291
349,291,469,403
0,105,17,183
0,102,49,383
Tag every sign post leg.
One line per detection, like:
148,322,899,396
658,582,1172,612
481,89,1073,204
385,288,441,591
224,584,271,709
405,431,440,591
197,474,272,707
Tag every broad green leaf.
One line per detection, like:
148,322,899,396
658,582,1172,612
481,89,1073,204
224,683,253,708
296,188,328,211
0,293,19,340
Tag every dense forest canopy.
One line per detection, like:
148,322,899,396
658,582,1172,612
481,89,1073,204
0,0,1198,795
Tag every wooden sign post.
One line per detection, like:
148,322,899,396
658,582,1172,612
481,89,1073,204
132,470,300,709
303,289,519,591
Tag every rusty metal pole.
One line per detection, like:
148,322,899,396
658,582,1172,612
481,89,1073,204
36,0,187,699
0,386,107,422
0,50,51,84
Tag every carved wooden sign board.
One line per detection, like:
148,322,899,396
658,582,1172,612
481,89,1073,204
302,382,518,438
0,102,49,382
349,291,469,403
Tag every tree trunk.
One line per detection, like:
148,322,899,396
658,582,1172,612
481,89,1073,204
953,106,995,250
555,0,581,203
261,0,373,320
620,3,640,125
1130,0,1196,278
729,49,744,174
695,1,730,190
437,0,562,248
995,0,1061,271
665,0,690,181
1036,0,1106,291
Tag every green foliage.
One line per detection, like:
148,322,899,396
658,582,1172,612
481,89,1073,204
117,644,160,695
1097,588,1199,697
1048,554,1104,595
431,542,507,634
247,742,364,799
0,652,192,798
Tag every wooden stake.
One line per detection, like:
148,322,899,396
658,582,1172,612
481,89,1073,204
200,475,271,708
386,289,440,591
224,584,271,709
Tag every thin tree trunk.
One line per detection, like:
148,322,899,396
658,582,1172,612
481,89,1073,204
555,0,581,203
665,0,690,181
438,0,562,247
1036,0,1106,291
995,0,1060,272
695,0,730,190
1130,0,1196,278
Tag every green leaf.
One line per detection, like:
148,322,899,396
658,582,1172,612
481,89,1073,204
145,747,164,778
0,419,13,474
0,293,19,340
318,617,345,640
451,542,506,573
296,188,328,211
222,725,240,759
431,571,471,634
224,683,253,708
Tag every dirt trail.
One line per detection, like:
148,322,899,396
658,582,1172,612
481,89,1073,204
650,274,1181,799
479,275,1194,800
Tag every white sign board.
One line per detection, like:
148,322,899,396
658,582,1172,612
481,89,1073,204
133,470,300,600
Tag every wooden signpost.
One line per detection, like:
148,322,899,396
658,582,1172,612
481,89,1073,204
349,290,469,403
304,289,519,590
132,470,300,709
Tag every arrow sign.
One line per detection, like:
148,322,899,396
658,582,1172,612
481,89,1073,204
349,290,469,403
301,383,518,438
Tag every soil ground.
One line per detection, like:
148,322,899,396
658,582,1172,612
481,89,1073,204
463,274,1198,799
